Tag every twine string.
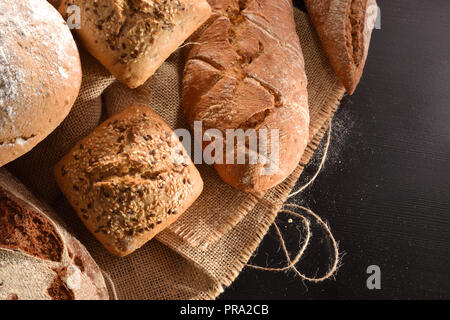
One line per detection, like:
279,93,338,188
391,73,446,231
246,205,340,282
246,122,340,282
288,120,332,198
247,210,311,273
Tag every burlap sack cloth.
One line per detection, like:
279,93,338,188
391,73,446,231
8,9,345,299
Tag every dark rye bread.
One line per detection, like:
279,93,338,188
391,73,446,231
305,0,378,94
54,105,204,257
58,0,211,88
0,169,108,300
182,0,310,193
0,188,63,262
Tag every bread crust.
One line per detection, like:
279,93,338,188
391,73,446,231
305,0,377,94
0,169,108,300
58,0,211,88
0,0,82,166
182,0,310,193
55,105,203,257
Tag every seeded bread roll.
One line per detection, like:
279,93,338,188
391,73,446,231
58,0,211,88
0,169,108,300
0,0,82,167
182,0,310,193
54,105,203,257
305,0,377,94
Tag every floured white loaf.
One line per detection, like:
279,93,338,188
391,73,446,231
0,0,82,167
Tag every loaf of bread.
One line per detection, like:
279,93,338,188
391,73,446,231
0,0,82,167
0,169,108,300
54,105,203,257
305,0,377,94
57,0,211,88
182,0,310,193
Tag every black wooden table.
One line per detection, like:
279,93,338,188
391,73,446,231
220,0,450,300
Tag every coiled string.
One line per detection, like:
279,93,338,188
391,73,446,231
246,122,340,282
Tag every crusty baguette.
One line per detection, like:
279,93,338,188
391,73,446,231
0,0,81,167
54,105,204,257
305,0,378,94
182,0,310,193
58,0,211,88
0,169,108,300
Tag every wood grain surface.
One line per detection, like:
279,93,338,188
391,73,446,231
220,0,450,299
